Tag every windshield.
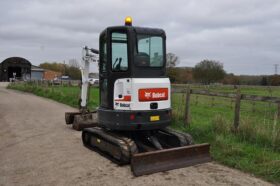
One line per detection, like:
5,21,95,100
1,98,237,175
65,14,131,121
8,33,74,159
137,35,164,67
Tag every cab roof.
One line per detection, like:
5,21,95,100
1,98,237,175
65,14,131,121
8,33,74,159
100,25,166,37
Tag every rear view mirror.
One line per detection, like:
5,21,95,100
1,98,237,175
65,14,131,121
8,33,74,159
135,52,150,67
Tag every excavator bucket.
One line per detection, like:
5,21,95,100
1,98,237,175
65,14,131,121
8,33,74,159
65,111,98,131
131,143,211,176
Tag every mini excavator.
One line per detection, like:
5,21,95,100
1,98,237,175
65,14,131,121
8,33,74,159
65,17,211,176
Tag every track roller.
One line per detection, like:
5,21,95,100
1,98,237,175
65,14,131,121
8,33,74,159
82,128,138,164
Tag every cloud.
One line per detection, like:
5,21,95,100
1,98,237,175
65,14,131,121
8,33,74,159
0,0,280,75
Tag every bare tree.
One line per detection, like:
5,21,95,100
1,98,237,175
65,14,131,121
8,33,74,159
66,59,81,80
166,53,180,68
68,59,80,68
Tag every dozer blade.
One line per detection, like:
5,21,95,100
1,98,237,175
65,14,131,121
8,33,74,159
131,143,211,176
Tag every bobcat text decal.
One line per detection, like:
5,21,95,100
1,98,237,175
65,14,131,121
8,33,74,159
138,88,168,102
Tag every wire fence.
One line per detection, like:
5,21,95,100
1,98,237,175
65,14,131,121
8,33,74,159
171,86,280,130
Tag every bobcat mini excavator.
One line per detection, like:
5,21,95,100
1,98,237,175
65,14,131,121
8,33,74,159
65,17,211,176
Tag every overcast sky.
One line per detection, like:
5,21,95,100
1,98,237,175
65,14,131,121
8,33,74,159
0,0,280,75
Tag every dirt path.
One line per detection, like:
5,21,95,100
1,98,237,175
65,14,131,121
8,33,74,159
0,83,274,186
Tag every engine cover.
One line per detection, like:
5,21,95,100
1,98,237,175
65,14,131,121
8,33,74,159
113,78,171,111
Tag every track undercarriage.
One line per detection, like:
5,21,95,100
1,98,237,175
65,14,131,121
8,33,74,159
82,127,211,176
65,111,211,176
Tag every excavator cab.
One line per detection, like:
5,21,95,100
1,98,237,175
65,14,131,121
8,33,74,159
65,17,211,176
98,22,171,131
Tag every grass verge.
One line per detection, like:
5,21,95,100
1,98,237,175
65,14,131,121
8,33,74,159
7,82,99,109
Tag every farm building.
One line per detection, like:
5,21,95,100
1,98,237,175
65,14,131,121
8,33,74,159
31,65,45,80
0,57,31,81
43,70,62,80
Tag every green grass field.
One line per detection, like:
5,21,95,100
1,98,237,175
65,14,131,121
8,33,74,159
171,93,280,183
7,82,280,183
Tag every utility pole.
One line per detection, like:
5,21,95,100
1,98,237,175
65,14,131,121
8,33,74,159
274,64,278,75
64,60,66,76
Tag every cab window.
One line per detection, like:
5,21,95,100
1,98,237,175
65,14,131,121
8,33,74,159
137,35,163,67
111,32,128,71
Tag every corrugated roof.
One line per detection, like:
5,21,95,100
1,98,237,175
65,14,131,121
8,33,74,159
31,65,45,71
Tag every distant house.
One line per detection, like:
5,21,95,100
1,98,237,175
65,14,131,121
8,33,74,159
43,70,62,80
31,65,45,80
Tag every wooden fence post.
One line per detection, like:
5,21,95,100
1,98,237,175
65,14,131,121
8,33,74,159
268,86,272,108
277,102,280,118
179,93,184,119
233,88,241,131
184,86,191,127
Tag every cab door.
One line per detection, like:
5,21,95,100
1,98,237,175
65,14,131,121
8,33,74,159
107,29,131,109
99,32,109,108
100,28,132,110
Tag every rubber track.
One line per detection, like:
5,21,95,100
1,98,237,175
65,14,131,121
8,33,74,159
160,128,194,145
82,128,137,164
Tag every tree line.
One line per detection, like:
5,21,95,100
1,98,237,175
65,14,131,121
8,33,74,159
166,53,280,86
166,53,226,84
39,59,81,80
